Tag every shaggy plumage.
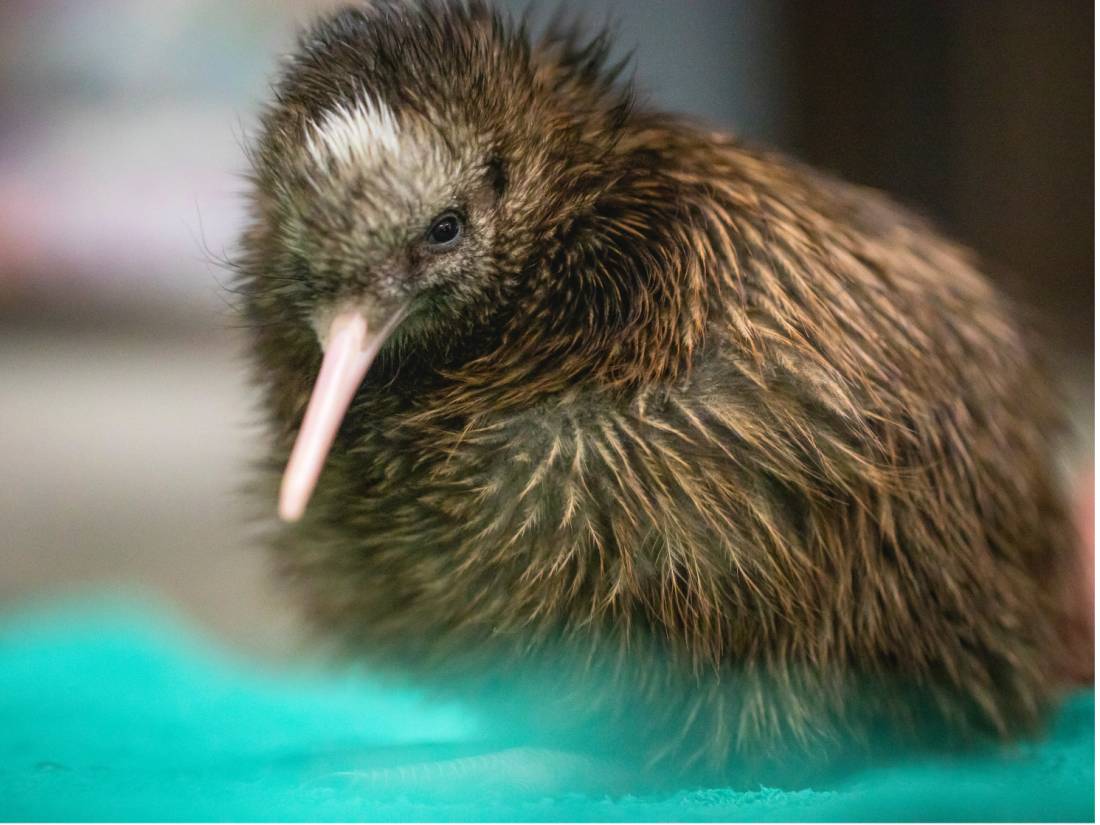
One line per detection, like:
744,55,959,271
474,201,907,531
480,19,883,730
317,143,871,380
237,0,1077,778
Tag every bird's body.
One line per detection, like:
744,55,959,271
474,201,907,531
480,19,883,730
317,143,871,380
239,1,1076,779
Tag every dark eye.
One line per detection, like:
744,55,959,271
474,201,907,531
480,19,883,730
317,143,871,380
425,212,463,249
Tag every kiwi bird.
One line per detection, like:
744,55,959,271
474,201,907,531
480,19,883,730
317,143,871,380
238,0,1079,778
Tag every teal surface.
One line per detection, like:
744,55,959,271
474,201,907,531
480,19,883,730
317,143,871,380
0,595,1093,821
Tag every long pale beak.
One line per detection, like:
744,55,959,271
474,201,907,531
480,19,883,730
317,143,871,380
278,306,406,522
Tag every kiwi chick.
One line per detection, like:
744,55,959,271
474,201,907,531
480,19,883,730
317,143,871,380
237,0,1077,779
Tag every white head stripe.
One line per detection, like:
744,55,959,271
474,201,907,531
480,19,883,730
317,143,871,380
306,95,400,167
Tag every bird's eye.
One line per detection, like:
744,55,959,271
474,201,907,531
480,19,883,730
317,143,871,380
425,212,463,249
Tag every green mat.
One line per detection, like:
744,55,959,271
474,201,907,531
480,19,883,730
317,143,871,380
0,595,1093,821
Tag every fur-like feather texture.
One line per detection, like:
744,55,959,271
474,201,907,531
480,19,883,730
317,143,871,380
237,0,1078,777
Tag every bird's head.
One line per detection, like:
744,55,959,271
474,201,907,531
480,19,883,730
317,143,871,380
239,1,704,521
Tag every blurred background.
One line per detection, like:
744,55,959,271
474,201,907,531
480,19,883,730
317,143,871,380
0,0,1092,656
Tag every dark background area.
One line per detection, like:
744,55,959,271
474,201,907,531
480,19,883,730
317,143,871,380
785,1,1093,366
0,1,1092,651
